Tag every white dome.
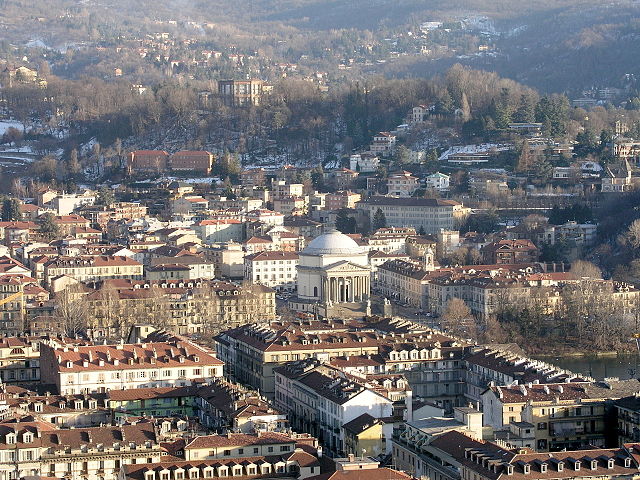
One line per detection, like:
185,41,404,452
302,229,364,256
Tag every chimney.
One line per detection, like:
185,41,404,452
348,454,355,463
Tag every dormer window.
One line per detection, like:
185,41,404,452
523,464,530,474
34,403,43,412
6,433,15,444
591,461,597,471
608,459,614,469
22,433,33,443
66,361,72,368
506,465,514,475
574,461,581,471
540,463,547,473
557,462,564,472
625,458,632,468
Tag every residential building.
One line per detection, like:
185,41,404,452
108,385,197,420
425,172,450,191
273,361,396,455
50,192,96,216
43,255,143,286
387,171,419,197
218,79,266,106
602,160,633,192
0,276,25,336
39,338,224,394
481,379,640,451
0,419,162,480
240,168,267,187
358,197,470,234
196,379,288,433
350,154,380,173
244,251,299,292
325,191,361,211
481,240,539,265
195,219,243,244
616,395,640,443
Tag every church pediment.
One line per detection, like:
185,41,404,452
323,260,370,272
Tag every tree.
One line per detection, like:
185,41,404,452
38,213,60,240
54,285,88,337
460,92,471,122
2,126,22,145
516,139,532,173
393,145,411,165
97,186,115,206
335,209,356,234
513,93,536,123
1,198,20,221
571,260,602,279
372,208,387,230
68,149,81,177
417,225,426,236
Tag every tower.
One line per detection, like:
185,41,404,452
423,247,435,271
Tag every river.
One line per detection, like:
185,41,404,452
533,353,640,380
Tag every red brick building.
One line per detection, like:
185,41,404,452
169,151,215,174
127,150,169,174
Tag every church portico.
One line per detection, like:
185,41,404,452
289,228,371,318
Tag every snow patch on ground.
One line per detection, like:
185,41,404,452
0,120,24,136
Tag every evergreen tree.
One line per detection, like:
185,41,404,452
97,186,115,206
417,225,426,236
38,213,60,240
513,94,536,123
372,208,387,230
335,209,356,234
1,198,20,221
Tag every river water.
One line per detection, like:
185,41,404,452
533,353,640,380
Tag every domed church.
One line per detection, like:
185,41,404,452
289,228,371,318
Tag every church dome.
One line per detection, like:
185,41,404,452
302,229,364,256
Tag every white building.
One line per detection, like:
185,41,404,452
195,219,243,244
244,251,299,292
40,340,224,395
425,172,450,191
289,229,370,317
51,191,96,215
350,154,380,173
358,197,470,234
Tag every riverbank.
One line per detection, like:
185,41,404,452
531,353,640,380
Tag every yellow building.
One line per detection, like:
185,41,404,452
343,414,387,457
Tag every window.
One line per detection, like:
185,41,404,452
253,448,259,454
268,447,274,453
280,446,290,452
224,450,231,456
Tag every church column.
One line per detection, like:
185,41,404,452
347,276,353,302
331,277,336,302
353,276,358,302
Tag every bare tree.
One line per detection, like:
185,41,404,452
54,285,89,337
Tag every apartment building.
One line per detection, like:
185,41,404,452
215,319,470,412
0,419,162,480
40,338,224,394
0,276,25,336
325,191,362,211
481,379,640,451
386,171,419,197
244,251,299,292
273,361,396,455
481,239,539,265
417,430,640,480
44,255,143,285
358,197,470,234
